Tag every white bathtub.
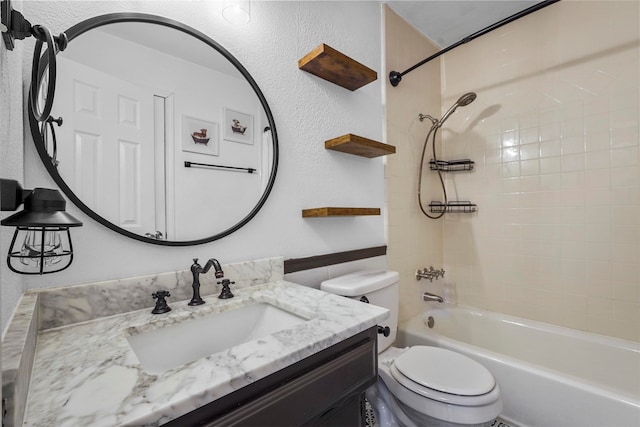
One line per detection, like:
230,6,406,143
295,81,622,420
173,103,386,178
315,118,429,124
396,305,640,427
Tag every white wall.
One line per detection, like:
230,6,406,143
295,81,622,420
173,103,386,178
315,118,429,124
0,0,25,410
0,0,26,334
1,1,385,331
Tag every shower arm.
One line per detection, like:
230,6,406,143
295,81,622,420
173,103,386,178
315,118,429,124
418,114,438,126
389,0,560,87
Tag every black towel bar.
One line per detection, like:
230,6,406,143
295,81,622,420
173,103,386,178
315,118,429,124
184,161,256,174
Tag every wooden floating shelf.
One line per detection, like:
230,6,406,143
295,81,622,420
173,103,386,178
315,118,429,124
325,134,396,158
298,43,378,91
302,207,381,218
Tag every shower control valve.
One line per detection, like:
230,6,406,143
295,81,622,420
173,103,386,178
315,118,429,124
416,266,445,282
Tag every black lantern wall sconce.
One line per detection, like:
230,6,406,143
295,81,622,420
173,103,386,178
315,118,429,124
1,179,82,275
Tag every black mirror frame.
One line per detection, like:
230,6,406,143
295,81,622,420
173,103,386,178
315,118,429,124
28,13,279,246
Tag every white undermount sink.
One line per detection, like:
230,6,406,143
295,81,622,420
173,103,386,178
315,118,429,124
126,302,308,374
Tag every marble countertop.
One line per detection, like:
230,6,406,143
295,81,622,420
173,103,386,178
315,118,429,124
22,280,388,426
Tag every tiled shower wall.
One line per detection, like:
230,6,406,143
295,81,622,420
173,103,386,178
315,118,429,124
440,1,639,342
384,6,443,323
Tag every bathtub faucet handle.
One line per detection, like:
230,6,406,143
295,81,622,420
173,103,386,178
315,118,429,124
416,266,445,282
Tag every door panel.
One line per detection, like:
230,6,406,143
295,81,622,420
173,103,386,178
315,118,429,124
56,57,161,236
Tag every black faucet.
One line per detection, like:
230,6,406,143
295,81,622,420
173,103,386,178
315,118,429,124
189,258,224,306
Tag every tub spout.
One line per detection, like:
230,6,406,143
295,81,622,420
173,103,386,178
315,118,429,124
423,292,444,303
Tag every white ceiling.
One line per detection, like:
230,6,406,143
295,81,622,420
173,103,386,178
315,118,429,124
386,0,541,47
98,23,242,78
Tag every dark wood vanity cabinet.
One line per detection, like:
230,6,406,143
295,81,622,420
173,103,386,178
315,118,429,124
165,327,378,427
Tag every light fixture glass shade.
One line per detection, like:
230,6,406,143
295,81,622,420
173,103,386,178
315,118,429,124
222,0,251,25
6,226,75,274
1,182,82,275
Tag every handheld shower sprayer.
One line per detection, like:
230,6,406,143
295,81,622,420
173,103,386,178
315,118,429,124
440,92,477,125
420,92,477,128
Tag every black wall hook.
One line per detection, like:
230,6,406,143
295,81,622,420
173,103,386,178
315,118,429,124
1,0,67,51
2,0,67,127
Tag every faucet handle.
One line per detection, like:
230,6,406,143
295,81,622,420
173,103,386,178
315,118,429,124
152,290,170,299
151,290,172,314
191,259,203,275
217,279,235,299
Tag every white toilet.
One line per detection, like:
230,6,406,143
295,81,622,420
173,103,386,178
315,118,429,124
321,270,502,427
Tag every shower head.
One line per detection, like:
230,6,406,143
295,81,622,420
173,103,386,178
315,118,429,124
438,92,477,126
457,92,477,106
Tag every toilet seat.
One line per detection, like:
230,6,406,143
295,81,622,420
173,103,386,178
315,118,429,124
389,346,499,406
377,346,503,425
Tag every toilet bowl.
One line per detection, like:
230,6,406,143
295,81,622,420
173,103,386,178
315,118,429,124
374,346,502,426
321,270,502,427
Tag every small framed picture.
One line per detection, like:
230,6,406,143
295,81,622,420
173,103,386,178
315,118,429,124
182,115,219,156
223,108,253,144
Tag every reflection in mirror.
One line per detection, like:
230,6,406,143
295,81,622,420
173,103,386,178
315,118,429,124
32,15,277,245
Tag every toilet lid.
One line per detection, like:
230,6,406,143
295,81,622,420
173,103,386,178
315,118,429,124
393,346,495,396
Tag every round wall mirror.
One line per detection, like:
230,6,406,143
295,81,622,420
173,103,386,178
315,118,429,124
29,13,278,246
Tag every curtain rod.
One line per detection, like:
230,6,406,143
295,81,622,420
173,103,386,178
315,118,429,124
389,0,561,87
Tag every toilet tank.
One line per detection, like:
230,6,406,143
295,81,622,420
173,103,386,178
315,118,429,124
320,270,399,352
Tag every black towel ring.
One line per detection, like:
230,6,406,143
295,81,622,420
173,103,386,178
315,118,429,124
30,25,62,121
